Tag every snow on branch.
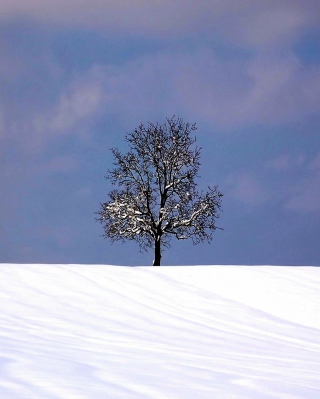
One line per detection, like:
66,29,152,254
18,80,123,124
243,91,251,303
96,116,223,265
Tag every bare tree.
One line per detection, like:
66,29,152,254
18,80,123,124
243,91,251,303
96,116,223,266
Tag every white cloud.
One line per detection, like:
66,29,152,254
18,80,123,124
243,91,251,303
0,0,319,47
1,2,320,134
2,46,320,159
0,67,105,157
222,3,310,48
50,82,103,132
32,69,104,144
37,48,316,133
245,54,320,123
173,49,320,128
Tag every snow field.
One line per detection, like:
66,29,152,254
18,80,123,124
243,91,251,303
0,264,319,398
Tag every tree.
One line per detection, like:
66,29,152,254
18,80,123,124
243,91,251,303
96,116,223,266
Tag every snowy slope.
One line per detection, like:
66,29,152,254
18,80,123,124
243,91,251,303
0,264,319,399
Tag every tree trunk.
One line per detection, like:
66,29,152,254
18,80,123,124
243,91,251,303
153,238,161,266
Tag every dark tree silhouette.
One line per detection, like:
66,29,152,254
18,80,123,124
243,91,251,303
96,116,223,266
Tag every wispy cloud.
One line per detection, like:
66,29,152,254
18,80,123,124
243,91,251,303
0,67,105,157
1,1,319,141
1,1,319,44
176,50,320,128
2,47,319,161
221,2,312,48
34,74,104,136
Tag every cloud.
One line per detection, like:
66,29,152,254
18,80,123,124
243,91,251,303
37,48,316,132
1,1,320,138
221,2,312,48
172,49,320,128
45,49,319,131
0,0,229,35
244,54,320,123
34,70,104,136
1,68,105,155
1,1,319,47
1,46,320,161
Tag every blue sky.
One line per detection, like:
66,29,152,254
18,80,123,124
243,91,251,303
1,1,320,266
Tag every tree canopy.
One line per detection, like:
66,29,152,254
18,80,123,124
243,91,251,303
96,116,223,265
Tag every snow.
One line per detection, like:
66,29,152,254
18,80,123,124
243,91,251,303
0,264,319,399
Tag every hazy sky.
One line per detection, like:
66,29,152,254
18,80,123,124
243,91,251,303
1,1,320,266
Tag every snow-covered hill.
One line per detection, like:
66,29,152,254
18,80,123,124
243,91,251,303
1,264,319,398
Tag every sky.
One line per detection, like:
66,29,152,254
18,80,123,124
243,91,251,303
1,0,320,266
1,264,320,398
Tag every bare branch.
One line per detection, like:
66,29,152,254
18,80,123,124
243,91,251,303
96,116,223,265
